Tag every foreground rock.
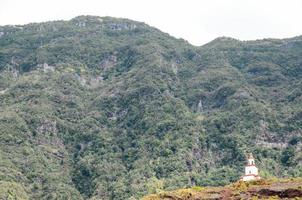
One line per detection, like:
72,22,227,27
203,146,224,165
142,178,302,200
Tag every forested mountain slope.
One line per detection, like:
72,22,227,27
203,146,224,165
0,16,301,199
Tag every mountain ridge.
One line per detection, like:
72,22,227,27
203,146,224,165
1,15,302,48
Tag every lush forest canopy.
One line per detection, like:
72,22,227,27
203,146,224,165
0,16,301,199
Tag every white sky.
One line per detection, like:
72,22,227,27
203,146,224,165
0,0,302,45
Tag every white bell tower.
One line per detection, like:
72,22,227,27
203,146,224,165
241,153,261,181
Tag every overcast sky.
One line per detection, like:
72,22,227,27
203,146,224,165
0,0,302,45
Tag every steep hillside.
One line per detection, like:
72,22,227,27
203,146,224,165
0,16,301,199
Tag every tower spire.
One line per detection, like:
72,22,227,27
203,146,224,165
248,153,254,159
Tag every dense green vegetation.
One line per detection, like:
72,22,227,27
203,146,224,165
0,16,301,199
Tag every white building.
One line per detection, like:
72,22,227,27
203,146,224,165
241,153,261,181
